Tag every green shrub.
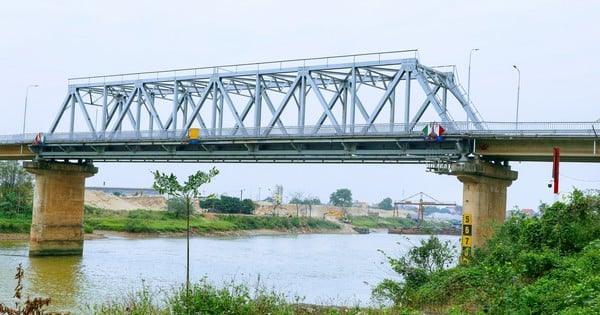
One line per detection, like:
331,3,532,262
0,219,30,233
124,219,152,233
375,189,600,314
373,236,457,306
84,224,94,234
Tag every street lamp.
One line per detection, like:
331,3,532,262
23,84,39,136
513,65,521,129
467,48,479,130
22,84,39,154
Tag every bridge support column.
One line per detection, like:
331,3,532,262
450,160,518,261
24,161,98,256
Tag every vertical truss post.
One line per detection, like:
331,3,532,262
404,70,411,132
182,93,189,129
147,93,154,135
101,86,108,135
389,90,396,132
442,87,448,113
218,89,224,136
298,71,307,135
350,67,357,134
173,80,179,132
254,75,262,136
211,78,218,136
341,84,348,132
136,89,142,136
70,92,76,136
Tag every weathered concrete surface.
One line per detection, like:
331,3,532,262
24,161,97,256
451,160,518,255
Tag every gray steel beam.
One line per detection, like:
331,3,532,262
49,55,484,140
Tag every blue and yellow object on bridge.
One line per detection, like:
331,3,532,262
188,128,199,144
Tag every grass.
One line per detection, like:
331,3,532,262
82,207,341,234
0,212,31,233
89,278,409,315
1,205,342,235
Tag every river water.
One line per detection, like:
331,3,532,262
0,232,460,313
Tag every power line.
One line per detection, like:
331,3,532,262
561,174,600,183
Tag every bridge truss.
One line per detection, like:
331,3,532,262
50,51,484,139
38,51,486,162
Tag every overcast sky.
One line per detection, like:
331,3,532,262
1,0,599,208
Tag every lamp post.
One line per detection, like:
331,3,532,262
513,65,521,129
467,48,479,130
23,84,39,136
22,84,39,154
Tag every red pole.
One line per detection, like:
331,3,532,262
553,147,560,195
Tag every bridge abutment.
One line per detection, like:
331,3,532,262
450,160,518,261
24,160,98,256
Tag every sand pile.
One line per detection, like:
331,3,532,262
85,190,166,211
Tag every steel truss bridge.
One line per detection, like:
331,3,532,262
2,51,599,165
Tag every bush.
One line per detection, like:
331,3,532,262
375,189,600,314
200,196,256,214
373,236,457,305
0,219,30,233
125,219,152,233
167,197,187,218
84,224,94,234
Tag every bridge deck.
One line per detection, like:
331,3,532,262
0,145,35,160
2,122,598,163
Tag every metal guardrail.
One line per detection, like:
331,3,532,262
1,122,599,145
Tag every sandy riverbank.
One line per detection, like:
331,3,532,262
1,223,358,242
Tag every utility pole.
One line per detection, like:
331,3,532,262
467,48,479,130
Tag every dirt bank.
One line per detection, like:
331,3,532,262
85,190,166,211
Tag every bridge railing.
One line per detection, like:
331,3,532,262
1,122,599,145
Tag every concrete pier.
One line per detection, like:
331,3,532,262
24,160,97,256
451,160,518,261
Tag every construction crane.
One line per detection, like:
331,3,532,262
393,192,456,222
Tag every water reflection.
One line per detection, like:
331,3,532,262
0,233,460,313
27,256,83,313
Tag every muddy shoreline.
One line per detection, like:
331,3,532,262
1,225,358,242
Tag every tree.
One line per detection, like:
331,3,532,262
167,197,188,218
0,161,34,216
290,192,304,217
378,197,393,210
329,188,352,207
373,236,456,304
152,167,219,296
199,195,255,214
290,193,322,217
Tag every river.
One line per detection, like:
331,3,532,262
0,232,460,313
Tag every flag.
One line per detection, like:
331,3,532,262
437,124,445,136
422,125,429,136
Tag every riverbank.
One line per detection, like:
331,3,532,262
0,222,359,241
